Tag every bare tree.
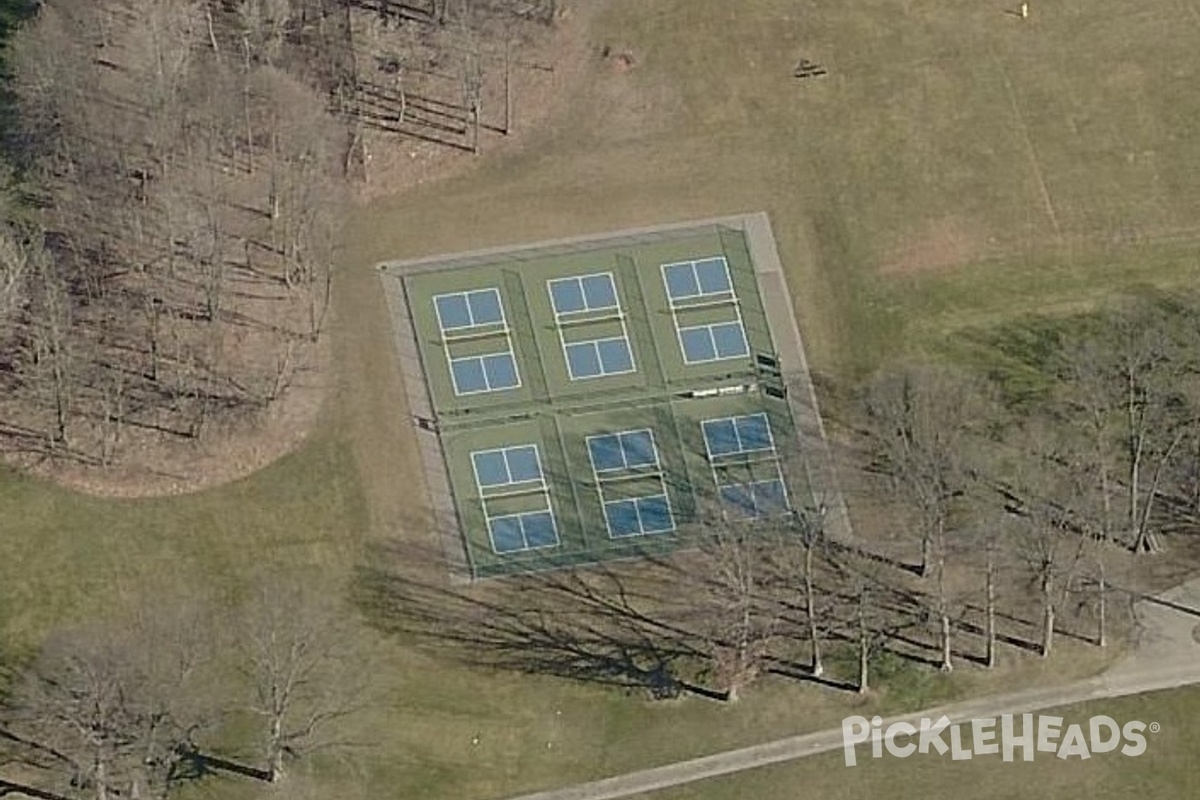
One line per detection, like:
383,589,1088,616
1021,511,1071,659
1091,552,1109,648
22,237,75,451
797,508,827,678
96,365,128,467
984,532,998,668
1058,337,1121,541
850,573,896,694
461,42,483,154
254,66,341,291
7,4,92,160
691,524,780,702
237,579,372,782
0,607,216,800
862,365,984,671
1006,429,1088,659
238,0,293,69
0,224,32,340
1085,300,1200,553
761,505,832,679
124,0,206,180
855,577,870,693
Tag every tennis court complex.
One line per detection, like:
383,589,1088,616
380,214,836,578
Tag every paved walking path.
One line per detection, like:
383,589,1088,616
500,578,1200,800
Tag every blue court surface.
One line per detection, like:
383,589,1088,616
549,273,620,314
604,494,675,537
489,511,560,553
435,288,505,330
565,337,634,379
472,445,543,488
588,430,659,472
702,413,775,458
451,353,520,394
680,322,749,363
663,258,734,303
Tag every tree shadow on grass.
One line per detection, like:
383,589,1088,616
764,659,858,692
352,541,725,701
955,616,1043,655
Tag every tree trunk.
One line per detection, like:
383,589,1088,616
503,36,512,135
52,355,69,447
1098,450,1113,542
95,755,108,800
268,714,285,782
1133,429,1183,554
1041,576,1054,658
33,255,74,451
205,7,221,59
936,518,951,672
985,545,997,669
1096,559,1107,648
204,201,225,324
242,36,255,174
727,600,752,703
857,587,869,694
146,298,160,382
803,544,823,677
310,262,332,342
470,102,480,155
1127,374,1144,548
939,613,953,672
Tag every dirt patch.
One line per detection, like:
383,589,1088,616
355,2,608,203
880,216,987,275
601,44,637,73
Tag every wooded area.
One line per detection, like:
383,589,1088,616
0,0,558,472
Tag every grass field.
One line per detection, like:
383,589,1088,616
349,0,1200,377
3,0,1200,797
643,687,1200,800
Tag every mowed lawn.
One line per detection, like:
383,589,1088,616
350,0,1200,376
2,0,1200,798
643,687,1200,800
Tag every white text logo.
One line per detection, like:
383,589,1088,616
841,714,1155,766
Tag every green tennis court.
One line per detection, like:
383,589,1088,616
380,217,822,578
